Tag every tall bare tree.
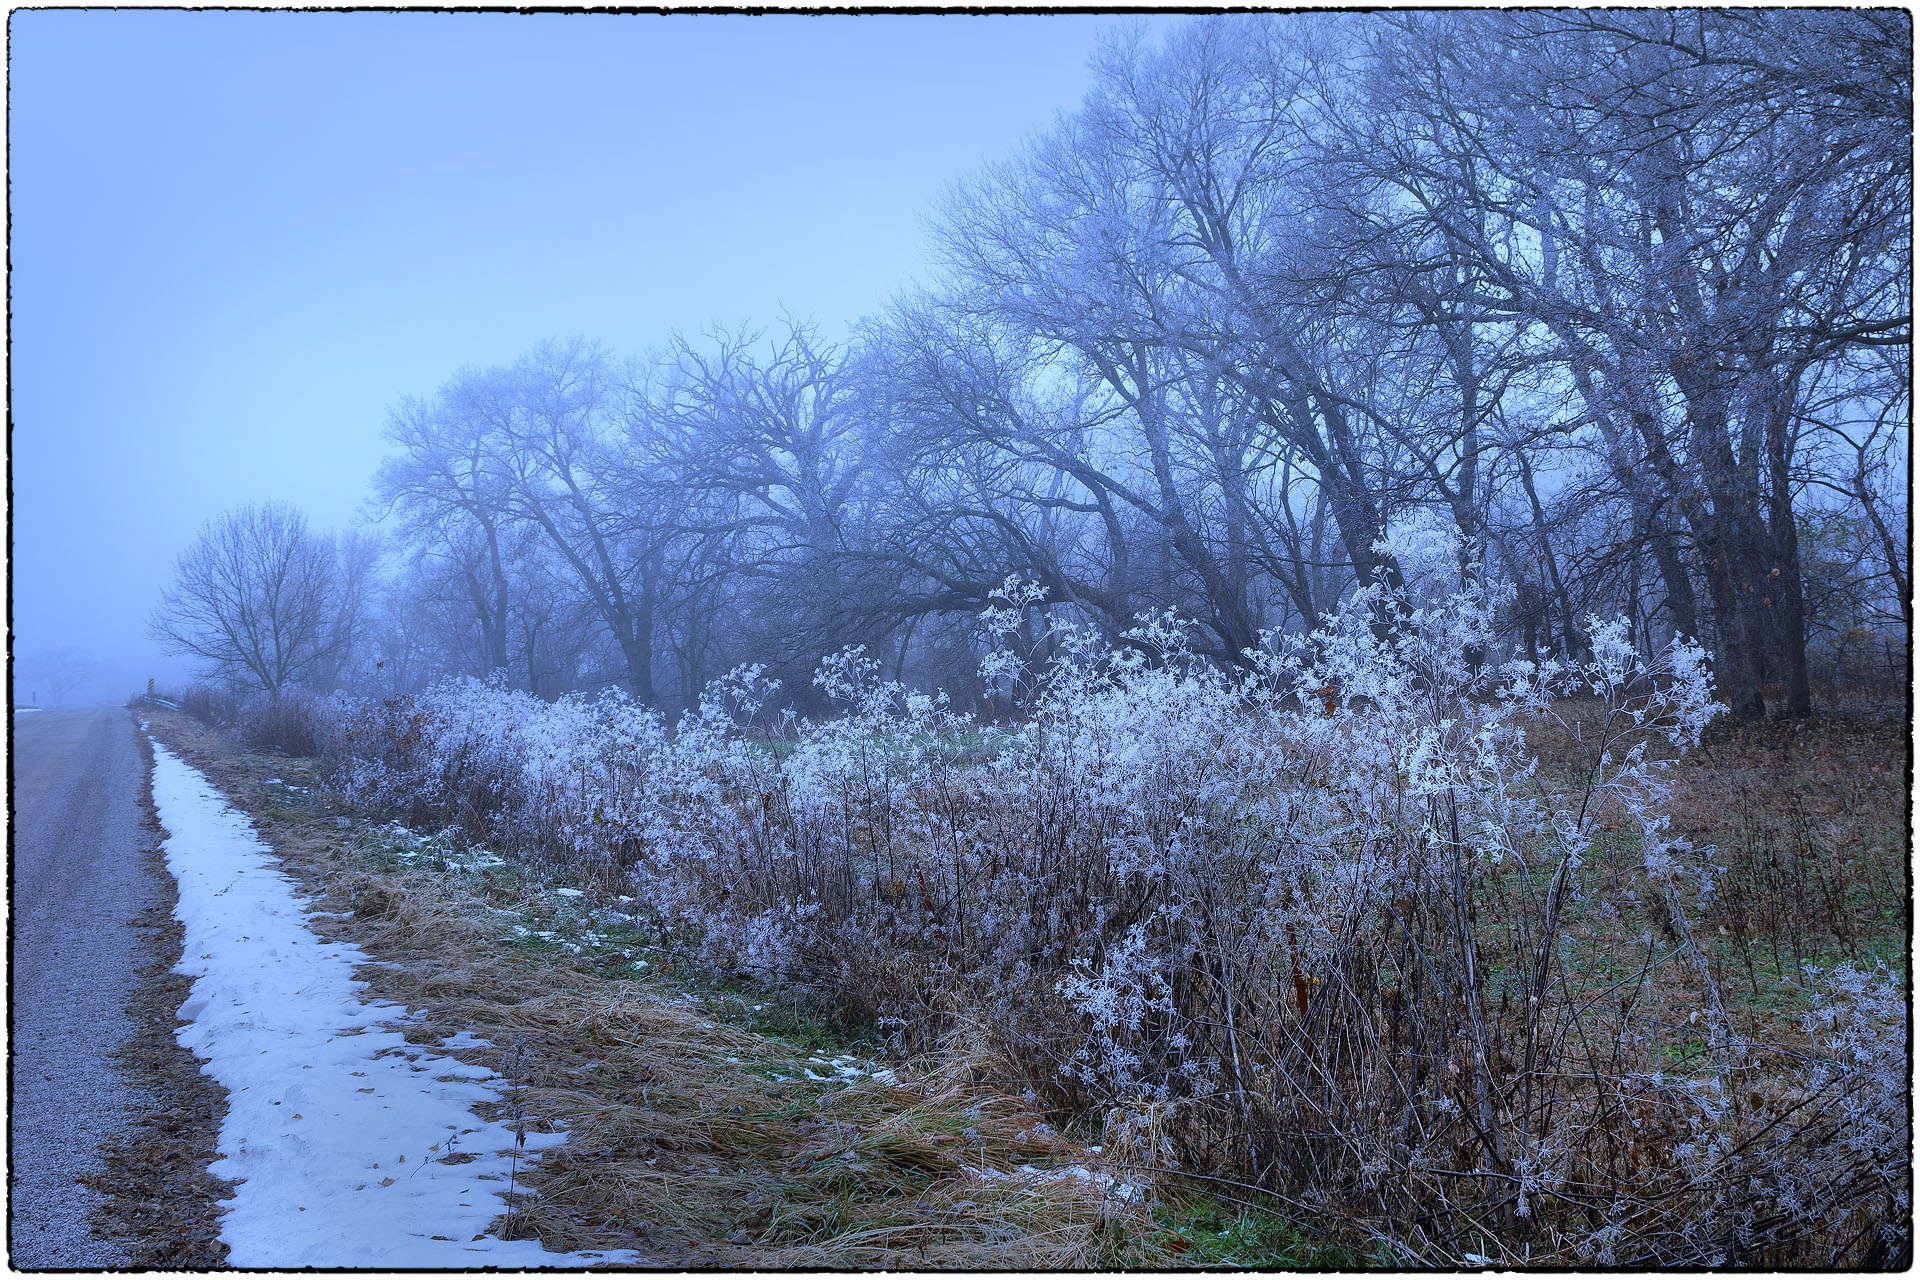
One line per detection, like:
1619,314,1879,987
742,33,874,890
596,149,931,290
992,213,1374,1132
151,502,368,697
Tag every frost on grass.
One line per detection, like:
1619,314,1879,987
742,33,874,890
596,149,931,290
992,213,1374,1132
317,545,1909,1266
149,741,642,1268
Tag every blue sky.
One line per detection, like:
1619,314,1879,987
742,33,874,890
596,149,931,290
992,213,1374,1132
10,10,1171,699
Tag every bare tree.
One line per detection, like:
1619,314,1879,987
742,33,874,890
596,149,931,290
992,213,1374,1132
375,382,523,676
1368,10,1910,716
15,646,107,706
150,502,367,697
646,322,898,691
491,339,669,701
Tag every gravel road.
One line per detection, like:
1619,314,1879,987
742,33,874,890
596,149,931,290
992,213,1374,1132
9,706,164,1268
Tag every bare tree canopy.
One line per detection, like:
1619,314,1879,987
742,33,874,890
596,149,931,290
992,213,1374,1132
188,10,1903,721
14,646,108,706
150,501,372,697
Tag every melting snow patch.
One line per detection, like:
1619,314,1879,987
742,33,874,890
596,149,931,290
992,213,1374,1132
149,741,646,1268
440,1031,494,1052
966,1163,1144,1205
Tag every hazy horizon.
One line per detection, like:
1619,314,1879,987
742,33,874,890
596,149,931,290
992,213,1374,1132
10,9,1163,705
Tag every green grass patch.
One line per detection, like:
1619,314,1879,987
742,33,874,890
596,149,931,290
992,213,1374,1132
1125,1193,1371,1267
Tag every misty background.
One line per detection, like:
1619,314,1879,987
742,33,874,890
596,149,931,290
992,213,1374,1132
13,10,1905,725
11,10,1157,705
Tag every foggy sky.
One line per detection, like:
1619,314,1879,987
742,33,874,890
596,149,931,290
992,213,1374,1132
10,9,1162,704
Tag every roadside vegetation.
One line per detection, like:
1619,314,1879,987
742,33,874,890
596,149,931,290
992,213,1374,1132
161,556,1909,1269
138,708,1213,1268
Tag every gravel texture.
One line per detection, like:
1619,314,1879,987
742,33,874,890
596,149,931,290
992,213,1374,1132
9,707,163,1268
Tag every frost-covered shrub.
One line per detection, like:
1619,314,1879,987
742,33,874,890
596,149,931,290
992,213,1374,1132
1688,963,1912,1267
321,562,1907,1265
318,678,681,879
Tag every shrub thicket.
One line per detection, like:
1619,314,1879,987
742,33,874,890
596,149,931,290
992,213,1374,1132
317,559,1909,1267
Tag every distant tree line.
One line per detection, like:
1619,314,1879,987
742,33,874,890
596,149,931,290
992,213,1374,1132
156,12,1910,720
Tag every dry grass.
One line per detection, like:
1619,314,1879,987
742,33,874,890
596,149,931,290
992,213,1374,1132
144,709,1168,1268
1664,702,1909,1038
1526,692,1908,1040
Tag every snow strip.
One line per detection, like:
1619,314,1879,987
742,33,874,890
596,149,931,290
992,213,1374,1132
150,741,645,1267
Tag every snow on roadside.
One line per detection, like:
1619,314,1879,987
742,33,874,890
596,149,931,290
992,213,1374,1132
149,741,644,1268
964,1162,1145,1205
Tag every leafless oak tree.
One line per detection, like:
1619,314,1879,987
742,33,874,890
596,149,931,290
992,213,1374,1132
150,502,369,696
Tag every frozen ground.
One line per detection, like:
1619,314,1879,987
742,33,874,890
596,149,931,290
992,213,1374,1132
149,741,647,1267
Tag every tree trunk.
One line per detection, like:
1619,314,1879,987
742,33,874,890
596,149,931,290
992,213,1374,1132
1661,370,1772,720
1648,517,1700,644
1763,390,1813,716
1693,517,1769,720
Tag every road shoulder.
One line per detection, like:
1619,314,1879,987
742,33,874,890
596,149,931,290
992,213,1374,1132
9,709,175,1268
80,728,235,1265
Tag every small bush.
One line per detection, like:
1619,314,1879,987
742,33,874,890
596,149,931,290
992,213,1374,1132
179,684,236,727
239,692,322,757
